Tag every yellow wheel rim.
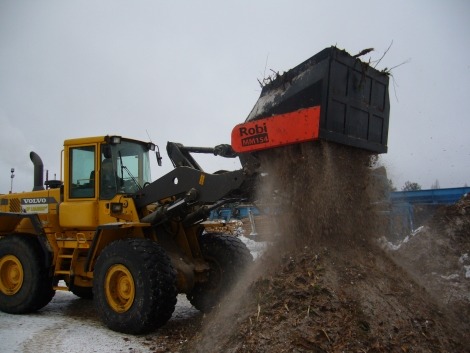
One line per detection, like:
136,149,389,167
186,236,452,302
0,255,24,295
105,264,135,313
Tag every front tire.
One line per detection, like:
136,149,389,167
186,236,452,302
187,233,253,312
0,235,55,313
93,238,177,334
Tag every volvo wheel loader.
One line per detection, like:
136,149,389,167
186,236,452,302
0,46,390,334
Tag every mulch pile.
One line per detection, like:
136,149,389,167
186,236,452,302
184,144,469,352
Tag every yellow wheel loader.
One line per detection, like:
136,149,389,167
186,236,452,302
0,46,390,334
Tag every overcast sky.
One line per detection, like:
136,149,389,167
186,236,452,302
1,0,469,193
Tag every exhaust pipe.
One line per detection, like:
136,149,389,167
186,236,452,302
30,151,45,191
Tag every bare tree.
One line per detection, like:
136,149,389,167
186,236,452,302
402,181,422,191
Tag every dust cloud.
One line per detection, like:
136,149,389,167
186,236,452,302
189,141,383,352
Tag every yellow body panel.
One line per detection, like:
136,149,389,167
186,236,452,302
63,135,107,146
98,196,140,224
59,201,98,229
0,188,61,234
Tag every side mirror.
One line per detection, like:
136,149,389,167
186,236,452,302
156,146,162,167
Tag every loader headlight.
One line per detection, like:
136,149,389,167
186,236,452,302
106,135,122,145
147,142,156,151
110,202,123,214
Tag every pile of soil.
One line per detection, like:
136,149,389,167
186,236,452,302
184,142,469,352
386,194,470,341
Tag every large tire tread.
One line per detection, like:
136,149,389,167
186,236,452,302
0,235,55,314
93,238,177,334
187,232,252,312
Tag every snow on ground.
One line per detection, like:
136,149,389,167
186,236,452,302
465,266,470,279
461,254,470,279
378,226,425,251
0,292,198,353
239,235,267,259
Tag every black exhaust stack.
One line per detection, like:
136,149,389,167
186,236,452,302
30,151,45,191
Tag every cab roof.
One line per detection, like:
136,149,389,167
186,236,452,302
63,135,151,147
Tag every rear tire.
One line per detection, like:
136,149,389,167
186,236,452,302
0,235,55,313
187,233,253,312
93,238,177,334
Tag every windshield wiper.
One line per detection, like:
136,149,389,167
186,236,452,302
118,151,142,190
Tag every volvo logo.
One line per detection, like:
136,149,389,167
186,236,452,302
22,198,48,204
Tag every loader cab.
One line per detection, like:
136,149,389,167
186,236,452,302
59,135,154,229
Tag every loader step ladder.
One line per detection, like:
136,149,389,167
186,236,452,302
53,232,90,291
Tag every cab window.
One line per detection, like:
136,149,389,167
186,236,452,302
69,146,95,198
100,150,118,200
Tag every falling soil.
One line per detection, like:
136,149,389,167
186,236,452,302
178,141,469,353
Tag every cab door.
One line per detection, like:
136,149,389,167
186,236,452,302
59,144,98,229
